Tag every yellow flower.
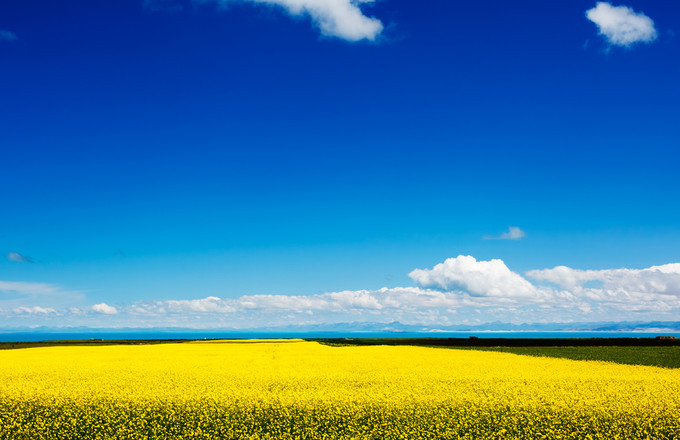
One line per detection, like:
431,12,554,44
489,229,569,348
0,340,678,439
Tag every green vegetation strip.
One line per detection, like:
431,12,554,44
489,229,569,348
450,346,680,369
314,339,680,369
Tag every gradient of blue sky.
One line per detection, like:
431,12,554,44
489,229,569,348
1,1,679,328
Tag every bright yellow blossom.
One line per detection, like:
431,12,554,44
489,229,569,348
0,340,678,439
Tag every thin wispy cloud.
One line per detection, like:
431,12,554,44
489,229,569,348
0,281,60,295
483,226,526,241
586,2,657,47
200,0,384,42
0,30,18,42
7,252,33,263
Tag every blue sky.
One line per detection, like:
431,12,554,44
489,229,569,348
1,0,680,329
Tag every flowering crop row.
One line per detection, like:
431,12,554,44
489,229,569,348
1,340,678,439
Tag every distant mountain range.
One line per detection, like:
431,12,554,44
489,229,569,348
3,320,680,333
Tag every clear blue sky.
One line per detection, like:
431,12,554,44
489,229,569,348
2,1,679,329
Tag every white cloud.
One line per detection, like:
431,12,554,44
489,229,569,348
7,252,32,263
483,226,526,241
0,30,18,42
526,263,680,313
408,255,539,298
237,294,331,311
164,296,236,313
207,0,383,41
529,264,680,316
240,287,463,312
527,263,680,294
586,2,657,47
92,303,118,315
12,306,56,315
326,289,384,309
526,265,603,290
0,280,85,323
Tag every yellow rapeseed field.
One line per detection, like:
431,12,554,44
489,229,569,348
1,340,679,439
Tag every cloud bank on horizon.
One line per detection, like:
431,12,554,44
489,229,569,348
586,2,657,47
3,255,680,329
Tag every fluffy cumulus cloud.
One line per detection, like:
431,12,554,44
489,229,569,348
92,303,118,315
197,0,383,41
586,2,657,47
409,255,538,298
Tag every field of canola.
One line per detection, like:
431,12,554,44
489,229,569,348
1,340,679,439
